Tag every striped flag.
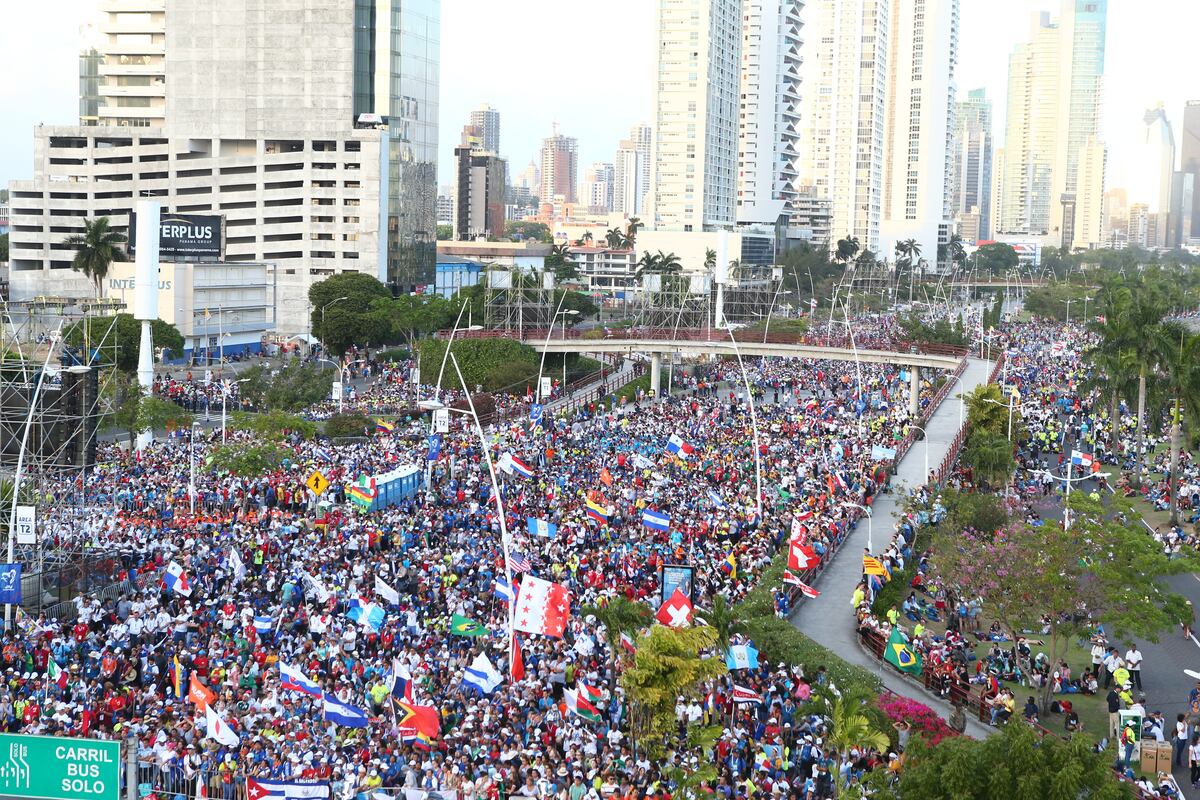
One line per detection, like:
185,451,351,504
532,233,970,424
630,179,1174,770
783,570,820,598
731,685,764,705
862,555,890,578
494,579,515,603
509,552,532,573
641,509,670,532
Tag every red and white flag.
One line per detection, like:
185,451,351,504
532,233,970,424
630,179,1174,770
655,587,694,628
513,575,571,638
790,517,809,544
788,540,819,571
619,632,637,655
782,571,820,598
731,684,763,704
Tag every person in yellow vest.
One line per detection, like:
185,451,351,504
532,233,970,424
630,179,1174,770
851,585,866,611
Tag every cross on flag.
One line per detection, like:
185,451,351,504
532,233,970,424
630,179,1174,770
783,570,820,598
513,575,571,639
656,587,694,628
788,540,819,571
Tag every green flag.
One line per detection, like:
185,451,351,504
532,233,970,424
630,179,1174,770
883,628,923,675
450,614,488,637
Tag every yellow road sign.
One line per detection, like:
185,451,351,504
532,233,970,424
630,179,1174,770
306,470,330,496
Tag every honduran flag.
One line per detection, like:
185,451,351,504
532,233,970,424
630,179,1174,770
279,662,322,697
1070,450,1094,468
163,561,192,597
707,489,725,508
252,616,273,634
642,509,670,532
315,447,334,463
494,579,516,604
665,434,695,460
509,455,535,479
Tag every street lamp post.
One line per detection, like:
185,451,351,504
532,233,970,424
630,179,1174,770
319,296,350,352
1032,467,1111,531
841,501,873,552
189,420,201,515
909,424,930,483
537,292,579,402
940,371,968,429
221,377,251,443
434,299,483,404
318,357,366,413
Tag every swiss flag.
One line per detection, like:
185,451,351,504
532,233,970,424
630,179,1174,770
788,540,819,572
656,587,694,628
513,575,571,638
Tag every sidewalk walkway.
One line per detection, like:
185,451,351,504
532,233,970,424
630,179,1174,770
789,356,995,738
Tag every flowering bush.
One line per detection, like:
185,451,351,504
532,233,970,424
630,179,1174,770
876,694,959,746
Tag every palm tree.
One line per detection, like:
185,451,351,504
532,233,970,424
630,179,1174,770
635,250,661,279
1155,323,1199,525
582,595,651,694
626,216,644,246
835,234,860,265
605,228,623,249
582,231,594,245
949,233,967,267
657,251,682,274
695,595,744,651
65,217,127,297
819,688,892,772
704,248,717,269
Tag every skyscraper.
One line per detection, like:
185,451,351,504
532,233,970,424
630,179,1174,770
996,0,1107,248
737,0,803,226
85,0,168,127
797,0,890,254
614,139,644,217
1075,136,1107,250
1180,101,1200,239
630,123,652,219
540,131,578,204
454,124,507,241
582,163,615,212
880,0,959,268
1129,105,1175,249
469,104,501,155
648,0,742,232
952,89,994,242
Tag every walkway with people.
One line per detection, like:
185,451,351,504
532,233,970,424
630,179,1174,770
790,356,995,739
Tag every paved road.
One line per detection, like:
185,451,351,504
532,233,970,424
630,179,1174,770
789,357,995,738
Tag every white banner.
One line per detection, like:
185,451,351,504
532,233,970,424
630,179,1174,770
540,376,553,400
433,408,449,433
14,506,34,545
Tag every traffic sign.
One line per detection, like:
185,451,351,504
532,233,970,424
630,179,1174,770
0,733,120,800
306,470,330,496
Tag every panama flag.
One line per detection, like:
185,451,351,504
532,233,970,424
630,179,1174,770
509,455,535,478
1070,450,1093,468
279,662,322,697
642,509,670,532
665,434,695,460
388,659,415,702
163,561,192,596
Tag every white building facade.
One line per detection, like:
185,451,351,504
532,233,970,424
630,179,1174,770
469,105,501,156
613,140,643,217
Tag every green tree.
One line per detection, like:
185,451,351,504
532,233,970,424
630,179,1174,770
582,596,652,694
626,217,644,247
238,363,335,412
620,625,728,760
308,272,393,352
694,595,744,652
436,224,452,241
63,217,127,297
374,293,457,347
103,372,195,445
963,383,1021,440
959,431,1015,488
704,248,717,269
885,720,1130,800
835,234,860,265
1155,323,1200,525
819,688,891,767
972,242,1020,275
206,442,294,477
605,228,624,249
0,233,8,263
230,409,317,441
64,314,184,372
928,492,1199,712
505,220,553,243
416,338,540,393
546,243,579,281
324,413,373,439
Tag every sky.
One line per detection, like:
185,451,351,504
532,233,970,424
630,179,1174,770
1,0,1197,193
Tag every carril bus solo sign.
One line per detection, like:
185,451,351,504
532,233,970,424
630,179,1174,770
0,734,120,800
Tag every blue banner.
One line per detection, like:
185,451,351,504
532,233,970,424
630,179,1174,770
0,564,21,605
427,434,442,462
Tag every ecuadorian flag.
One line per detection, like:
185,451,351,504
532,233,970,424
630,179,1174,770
586,499,610,524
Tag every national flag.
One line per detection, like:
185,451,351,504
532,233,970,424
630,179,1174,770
632,453,653,470
513,575,571,638
862,555,890,579
599,468,613,487
47,659,68,690
619,632,637,655
315,446,334,463
527,517,558,538
494,579,516,603
720,552,737,580
782,571,820,597
205,704,241,746
394,700,441,740
655,587,694,628
163,561,192,596
346,596,386,632
374,575,400,605
510,636,526,681
665,434,695,460
171,655,184,699
449,614,488,637
228,548,247,583
509,552,532,573
279,663,322,697
322,693,370,728
726,644,759,670
245,779,331,800
731,685,764,705
1070,449,1093,468
509,454,535,478
188,674,217,709
642,509,670,532
348,475,378,509
462,652,503,695
252,615,273,634
788,540,819,571
884,628,923,675
375,419,395,434
707,489,725,508
562,688,603,722
578,681,604,707
790,517,809,544
585,499,610,524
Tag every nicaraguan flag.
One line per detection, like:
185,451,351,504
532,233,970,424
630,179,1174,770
725,644,759,670
462,652,503,695
707,490,725,508
253,616,273,634
322,693,370,728
244,779,330,800
526,517,558,538
494,579,515,603
642,509,670,532
346,597,386,632
279,662,322,697
1070,449,1093,468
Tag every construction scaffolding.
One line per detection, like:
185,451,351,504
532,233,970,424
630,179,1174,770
482,268,560,335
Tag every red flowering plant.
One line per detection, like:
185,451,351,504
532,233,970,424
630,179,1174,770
876,693,958,746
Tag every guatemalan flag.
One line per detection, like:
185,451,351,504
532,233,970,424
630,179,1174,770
665,434,695,460
278,663,322,697
346,597,386,632
725,644,759,670
509,454,535,478
163,562,192,597
642,509,671,532
527,517,558,538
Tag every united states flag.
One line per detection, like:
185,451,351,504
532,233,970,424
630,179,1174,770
509,552,532,573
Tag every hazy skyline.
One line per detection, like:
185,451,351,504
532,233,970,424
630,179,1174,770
2,0,1197,199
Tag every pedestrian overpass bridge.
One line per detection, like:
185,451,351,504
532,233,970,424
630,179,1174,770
440,328,968,415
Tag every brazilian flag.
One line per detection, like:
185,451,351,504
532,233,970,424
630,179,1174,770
450,614,488,637
884,628,923,675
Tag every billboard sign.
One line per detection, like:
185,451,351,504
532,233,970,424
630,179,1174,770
130,212,223,259
0,733,120,800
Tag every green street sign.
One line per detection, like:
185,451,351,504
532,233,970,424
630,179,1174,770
0,734,120,800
